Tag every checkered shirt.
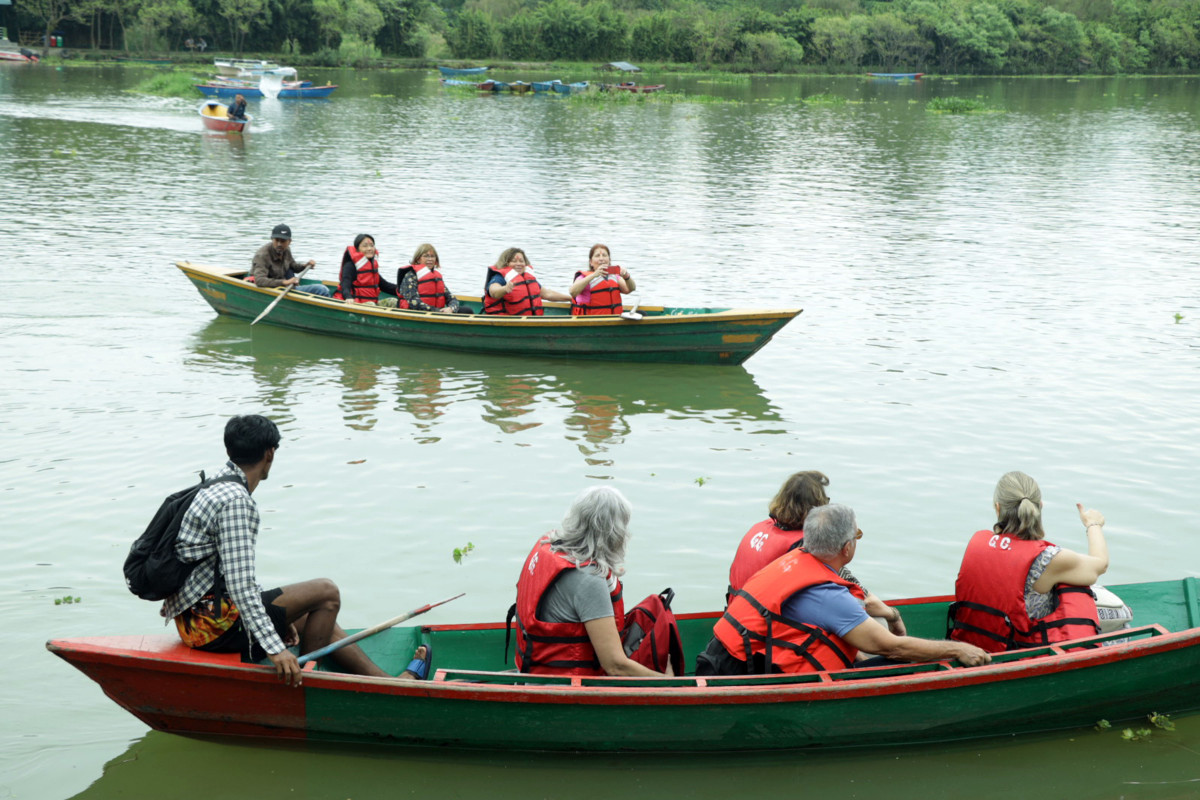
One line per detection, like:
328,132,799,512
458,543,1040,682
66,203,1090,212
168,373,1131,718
159,461,286,656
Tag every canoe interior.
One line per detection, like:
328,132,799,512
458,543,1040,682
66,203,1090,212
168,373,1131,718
256,273,731,319
337,578,1200,679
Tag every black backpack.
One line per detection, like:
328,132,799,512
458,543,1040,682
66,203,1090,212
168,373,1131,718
123,472,245,601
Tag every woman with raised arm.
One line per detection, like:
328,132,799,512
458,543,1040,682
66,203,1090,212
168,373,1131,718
568,244,635,316
483,247,570,316
949,470,1109,652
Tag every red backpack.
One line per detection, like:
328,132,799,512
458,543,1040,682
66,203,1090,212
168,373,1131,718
622,588,685,675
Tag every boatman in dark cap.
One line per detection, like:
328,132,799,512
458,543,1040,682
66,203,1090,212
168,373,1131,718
250,223,333,297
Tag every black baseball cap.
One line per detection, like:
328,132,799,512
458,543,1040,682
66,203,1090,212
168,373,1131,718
271,224,292,240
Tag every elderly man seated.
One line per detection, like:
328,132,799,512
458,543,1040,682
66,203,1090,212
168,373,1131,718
698,503,991,675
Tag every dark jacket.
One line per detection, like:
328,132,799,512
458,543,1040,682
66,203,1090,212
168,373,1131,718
250,243,300,289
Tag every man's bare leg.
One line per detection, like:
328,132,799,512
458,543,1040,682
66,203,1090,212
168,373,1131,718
272,579,392,678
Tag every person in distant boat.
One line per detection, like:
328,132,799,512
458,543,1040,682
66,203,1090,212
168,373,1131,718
227,93,248,121
334,234,402,307
723,470,903,629
569,244,635,316
160,414,433,687
395,243,468,313
198,38,207,52
185,37,195,51
948,471,1118,652
513,486,681,677
697,503,991,676
250,223,332,297
483,247,570,315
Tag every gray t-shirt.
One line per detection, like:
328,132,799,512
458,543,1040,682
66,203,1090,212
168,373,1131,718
540,568,616,624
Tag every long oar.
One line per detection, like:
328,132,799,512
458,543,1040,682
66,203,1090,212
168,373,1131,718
251,264,312,325
297,593,465,666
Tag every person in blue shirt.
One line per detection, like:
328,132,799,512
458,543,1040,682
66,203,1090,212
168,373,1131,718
227,94,248,121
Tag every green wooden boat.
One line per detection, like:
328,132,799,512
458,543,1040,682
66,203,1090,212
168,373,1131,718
176,262,801,365
47,578,1200,752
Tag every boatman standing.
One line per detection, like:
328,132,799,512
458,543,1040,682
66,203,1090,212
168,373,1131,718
250,223,332,297
159,414,432,686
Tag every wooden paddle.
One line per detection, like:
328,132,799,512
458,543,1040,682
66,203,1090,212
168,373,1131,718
251,264,313,325
297,592,465,666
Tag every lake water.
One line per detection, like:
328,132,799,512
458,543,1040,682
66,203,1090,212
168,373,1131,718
2,65,1198,798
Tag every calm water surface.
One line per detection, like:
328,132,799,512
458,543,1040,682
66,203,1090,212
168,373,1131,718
1,66,1198,798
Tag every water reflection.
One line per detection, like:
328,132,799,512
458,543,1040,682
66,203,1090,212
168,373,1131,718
185,318,780,453
71,716,1200,800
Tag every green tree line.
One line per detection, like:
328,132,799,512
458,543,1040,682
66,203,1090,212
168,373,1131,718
13,0,1200,73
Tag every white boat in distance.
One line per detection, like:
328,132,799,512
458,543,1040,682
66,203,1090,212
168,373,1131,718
213,58,282,77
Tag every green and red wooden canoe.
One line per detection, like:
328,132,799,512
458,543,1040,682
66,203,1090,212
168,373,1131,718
48,578,1200,752
176,262,801,366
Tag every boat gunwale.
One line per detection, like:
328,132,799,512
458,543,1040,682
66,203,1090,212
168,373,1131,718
176,261,803,326
47,621,1193,706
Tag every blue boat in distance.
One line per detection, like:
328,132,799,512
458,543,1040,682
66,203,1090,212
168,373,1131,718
532,80,562,93
866,72,925,79
438,65,488,76
552,81,589,95
196,83,338,99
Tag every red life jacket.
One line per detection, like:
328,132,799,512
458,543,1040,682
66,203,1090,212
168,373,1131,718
513,536,624,675
714,550,865,674
948,530,1101,652
727,518,805,600
483,266,544,316
570,270,623,316
398,264,449,309
334,246,380,302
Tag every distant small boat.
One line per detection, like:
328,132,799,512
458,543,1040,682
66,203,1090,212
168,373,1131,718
196,83,338,99
867,72,925,79
0,41,38,63
616,82,665,93
532,80,561,93
508,81,532,94
213,58,281,77
198,101,250,133
437,65,488,76
551,81,589,95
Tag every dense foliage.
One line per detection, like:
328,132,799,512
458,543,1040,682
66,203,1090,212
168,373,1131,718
14,0,1200,74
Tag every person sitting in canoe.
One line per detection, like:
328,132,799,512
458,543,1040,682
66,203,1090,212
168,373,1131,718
696,504,991,676
568,244,635,316
724,470,903,631
483,247,570,315
227,93,248,121
395,243,469,313
334,234,402,308
948,471,1127,651
511,486,682,676
161,415,433,686
250,223,332,297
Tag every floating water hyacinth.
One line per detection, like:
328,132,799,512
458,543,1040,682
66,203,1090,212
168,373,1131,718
453,542,475,564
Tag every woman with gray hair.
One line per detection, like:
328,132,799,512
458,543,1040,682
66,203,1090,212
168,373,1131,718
949,471,1113,652
512,486,676,677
